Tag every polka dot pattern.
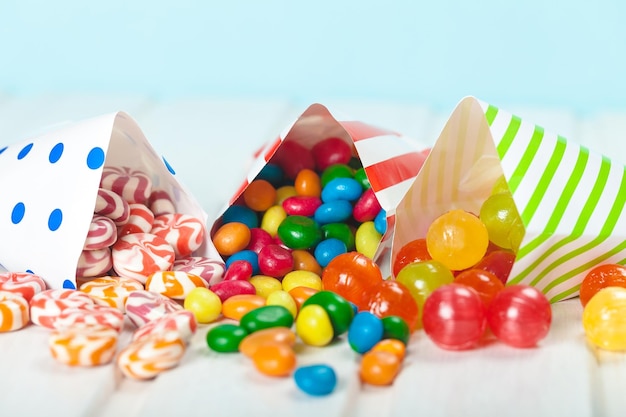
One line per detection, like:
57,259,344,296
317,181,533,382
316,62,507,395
48,209,63,231
87,147,105,170
17,143,33,160
0,146,7,155
49,143,64,163
11,203,25,224
163,157,176,175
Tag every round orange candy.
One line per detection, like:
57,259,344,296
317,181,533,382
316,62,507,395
251,343,296,377
321,252,383,306
393,238,431,277
360,350,401,386
294,169,321,197
243,180,277,212
580,264,626,307
212,222,251,256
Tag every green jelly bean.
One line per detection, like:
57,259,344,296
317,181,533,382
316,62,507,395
277,215,322,250
381,315,410,345
240,305,294,333
348,156,364,170
302,290,354,336
321,223,355,251
320,164,354,187
354,167,371,190
206,324,249,352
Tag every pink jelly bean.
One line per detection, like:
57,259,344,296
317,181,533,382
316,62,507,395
246,228,274,254
223,260,254,281
76,248,113,278
352,188,383,222
258,244,294,277
84,215,118,250
210,280,256,302
125,290,183,327
100,166,152,204
150,213,206,258
148,189,176,217
132,310,197,344
311,137,353,171
172,256,225,286
30,289,95,329
282,196,322,217
271,141,316,179
119,203,155,236
0,272,47,302
94,188,131,226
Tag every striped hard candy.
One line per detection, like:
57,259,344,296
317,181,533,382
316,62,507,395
148,189,176,217
94,188,130,226
132,310,197,343
83,215,117,250
145,270,208,300
49,324,119,366
100,166,152,205
172,256,225,286
30,289,95,329
79,276,144,311
112,233,175,283
117,330,186,380
0,291,30,332
118,203,155,237
125,290,183,327
0,271,47,302
76,248,113,278
151,213,206,258
54,304,125,332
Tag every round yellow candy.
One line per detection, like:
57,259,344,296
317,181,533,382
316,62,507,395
249,275,283,298
183,287,222,324
355,221,382,259
265,290,298,318
281,270,322,293
260,205,287,237
295,304,334,347
583,286,626,351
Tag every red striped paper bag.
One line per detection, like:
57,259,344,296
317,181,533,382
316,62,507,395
392,96,626,302
215,103,429,270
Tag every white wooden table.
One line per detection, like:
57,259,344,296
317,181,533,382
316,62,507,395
1,94,626,417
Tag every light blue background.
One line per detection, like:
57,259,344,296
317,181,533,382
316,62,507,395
1,0,625,113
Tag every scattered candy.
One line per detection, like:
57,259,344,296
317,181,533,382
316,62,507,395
79,276,144,311
111,233,176,283
582,286,626,351
0,291,29,331
183,287,222,323
151,213,205,258
359,350,401,386
206,324,248,353
251,342,296,377
579,263,626,307
348,311,384,354
125,290,183,327
54,304,124,332
173,256,225,286
145,270,208,300
239,305,294,334
296,304,334,347
117,331,186,380
133,310,197,343
49,325,119,366
30,289,95,329
222,294,267,321
118,203,155,236
0,271,47,301
239,327,297,358
294,364,337,396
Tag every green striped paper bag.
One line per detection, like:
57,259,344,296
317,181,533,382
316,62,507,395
391,96,626,303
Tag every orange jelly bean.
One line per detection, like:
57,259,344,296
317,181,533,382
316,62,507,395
294,169,322,197
288,286,320,312
243,179,277,212
291,249,323,276
251,343,297,377
371,339,406,361
213,222,251,256
222,294,266,321
239,327,297,358
359,350,401,386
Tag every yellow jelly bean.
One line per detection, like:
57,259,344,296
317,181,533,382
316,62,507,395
276,185,298,205
261,205,287,237
282,270,322,293
296,304,334,347
355,221,382,259
249,275,283,298
183,287,222,323
265,290,298,318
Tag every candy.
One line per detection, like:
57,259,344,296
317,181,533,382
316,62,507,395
0,291,29,331
354,167,370,189
239,327,297,358
371,338,406,361
362,280,419,331
213,222,252,256
76,248,113,278
277,215,322,250
579,264,626,307
472,249,516,285
352,188,382,223
183,287,222,323
374,209,387,234
289,286,319,311
360,350,401,386
222,294,266,321
239,305,294,334
487,285,551,348
260,205,288,237
222,205,259,229
291,250,323,276
454,268,504,307
148,189,176,217
314,238,347,268
294,364,337,396
583,287,626,351
125,290,183,327
79,276,143,311
251,343,296,377
225,250,259,275
393,238,432,277
312,137,352,171
281,270,322,293
0,271,47,301
94,188,130,225
133,310,197,343
54,304,125,332
354,221,381,259
83,215,117,250
479,191,524,252
206,324,249,353
100,166,152,205
313,200,353,225
271,140,315,180
294,169,322,197
118,203,155,236
210,279,257,302
256,163,285,186
30,289,95,329
321,223,355,252
265,290,298,318
296,304,334,347
321,177,363,202
381,316,411,345
321,252,383,307
145,271,208,300
301,290,354,336
172,256,225,286
150,213,206,258
320,164,353,187
245,228,274,253
282,196,322,217
257,244,293,277
222,260,254,281
49,325,119,366
243,179,277,212
422,284,487,350
348,311,384,354
117,331,186,380
111,233,175,283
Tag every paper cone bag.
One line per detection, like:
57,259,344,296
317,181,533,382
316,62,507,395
392,96,626,302
0,112,221,289
214,103,429,269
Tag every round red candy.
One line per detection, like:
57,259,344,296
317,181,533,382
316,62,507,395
311,137,353,171
271,141,316,179
393,238,431,277
454,268,504,307
472,249,515,285
579,263,626,307
362,280,419,331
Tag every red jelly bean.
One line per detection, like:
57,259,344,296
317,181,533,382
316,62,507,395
362,280,419,331
282,196,322,217
246,228,274,254
352,188,382,223
271,141,316,179
258,244,294,278
210,280,256,302
311,137,352,171
223,260,254,281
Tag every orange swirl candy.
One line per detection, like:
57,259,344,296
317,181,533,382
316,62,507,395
79,276,144,311
49,324,119,366
0,291,30,332
145,271,208,300
117,331,186,380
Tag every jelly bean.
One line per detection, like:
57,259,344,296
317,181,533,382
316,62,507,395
348,311,384,354
314,238,347,268
320,164,353,187
301,290,354,336
246,228,275,253
222,294,267,321
296,304,335,346
360,350,401,386
266,290,298,318
381,316,411,345
277,215,322,250
314,200,353,225
422,284,487,350
294,364,337,396
353,167,370,190
249,275,283,298
582,287,626,351
312,137,352,171
282,196,322,217
426,209,490,271
291,249,323,276
225,250,259,275
239,327,297,357
392,238,432,277
271,140,316,180
211,279,257,302
206,324,249,353
183,287,222,323
321,223,355,251
472,249,516,285
322,252,383,306
282,270,322,293
321,177,363,202
479,191,524,252
580,264,626,307
294,168,322,197
288,286,320,311
487,285,551,348
240,305,294,333
276,185,298,205
258,244,294,277
374,209,387,234
355,221,381,259
251,343,297,377
260,205,287,237
352,188,382,223
371,338,406,361
362,280,419,331
222,205,259,230
213,222,251,256
454,268,504,307
243,179,277,212
256,163,284,187
222,260,254,281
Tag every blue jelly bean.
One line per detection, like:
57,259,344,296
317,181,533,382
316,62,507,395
225,250,259,275
314,238,347,268
374,208,387,234
348,311,384,354
314,200,353,225
222,205,259,229
256,163,284,187
294,364,337,396
321,177,363,203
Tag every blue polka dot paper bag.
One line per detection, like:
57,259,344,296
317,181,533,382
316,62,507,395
0,112,221,289
392,96,626,302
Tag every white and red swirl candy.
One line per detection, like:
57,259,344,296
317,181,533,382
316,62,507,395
118,203,155,237
117,330,186,380
0,291,30,332
79,276,144,311
84,215,117,250
173,256,225,286
125,290,183,327
76,248,113,278
151,213,205,258
132,310,197,343
145,271,208,300
54,304,125,332
112,233,175,283
30,289,95,329
148,189,176,217
49,324,119,366
100,166,152,205
0,272,47,301
94,188,130,226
